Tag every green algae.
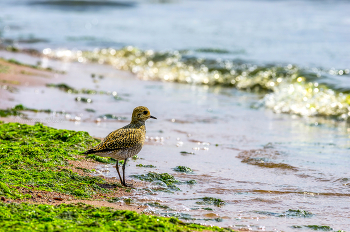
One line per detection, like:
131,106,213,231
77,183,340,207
180,151,195,155
161,212,195,221
46,83,110,95
173,166,193,173
107,197,120,203
75,96,93,103
85,108,96,112
305,225,333,231
0,104,54,118
146,202,170,210
255,209,313,218
131,172,181,191
284,209,313,218
186,180,197,185
0,122,118,199
5,46,19,52
99,114,127,120
0,106,24,117
123,198,134,204
0,182,26,199
0,58,62,73
136,164,156,168
0,202,230,232
195,197,225,207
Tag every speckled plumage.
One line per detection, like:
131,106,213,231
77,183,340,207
83,106,156,187
86,122,146,160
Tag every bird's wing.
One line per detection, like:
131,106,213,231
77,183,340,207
90,128,142,153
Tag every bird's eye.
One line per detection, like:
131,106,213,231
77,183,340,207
143,111,148,114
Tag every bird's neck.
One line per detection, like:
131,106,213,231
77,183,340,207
129,120,146,129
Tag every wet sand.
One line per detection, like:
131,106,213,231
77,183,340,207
0,50,349,231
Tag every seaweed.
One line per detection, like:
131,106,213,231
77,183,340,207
146,202,170,210
75,97,93,103
0,122,113,198
131,172,181,191
186,180,197,185
0,202,229,231
173,166,193,173
136,164,156,168
1,57,62,73
255,209,313,218
305,225,333,231
195,197,225,207
99,114,127,120
47,83,109,95
180,151,195,155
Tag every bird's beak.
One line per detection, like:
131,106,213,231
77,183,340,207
150,115,157,119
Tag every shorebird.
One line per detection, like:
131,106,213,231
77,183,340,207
84,106,156,187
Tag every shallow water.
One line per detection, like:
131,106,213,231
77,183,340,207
1,51,349,231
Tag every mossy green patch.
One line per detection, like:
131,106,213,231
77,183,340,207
99,114,127,120
195,197,225,207
85,108,96,113
123,198,134,204
186,180,197,185
0,106,24,117
131,172,181,191
107,197,120,203
0,58,62,73
255,209,313,218
146,202,170,210
284,209,313,218
5,46,19,52
0,202,230,231
75,97,93,103
136,164,156,168
0,122,117,198
180,151,195,155
173,166,193,173
305,225,333,231
0,104,54,118
47,83,109,95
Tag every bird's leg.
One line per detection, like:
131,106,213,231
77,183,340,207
122,158,132,187
115,160,123,185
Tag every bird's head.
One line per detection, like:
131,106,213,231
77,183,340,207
131,106,157,123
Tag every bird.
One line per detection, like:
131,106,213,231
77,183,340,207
83,106,156,187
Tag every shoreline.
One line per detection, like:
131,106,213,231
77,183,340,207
1,50,348,231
